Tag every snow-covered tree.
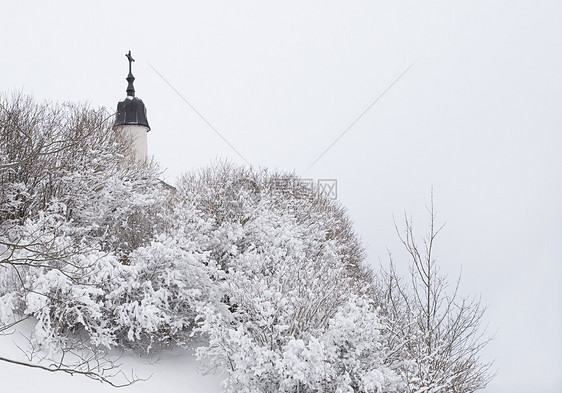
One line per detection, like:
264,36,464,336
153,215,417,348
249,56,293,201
375,199,494,393
178,162,400,392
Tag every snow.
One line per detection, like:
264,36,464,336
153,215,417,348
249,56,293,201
0,320,224,393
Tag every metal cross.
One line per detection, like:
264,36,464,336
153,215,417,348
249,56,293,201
126,51,135,75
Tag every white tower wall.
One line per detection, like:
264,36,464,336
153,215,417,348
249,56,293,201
115,124,149,162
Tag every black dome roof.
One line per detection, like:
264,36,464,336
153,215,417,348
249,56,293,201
115,97,150,130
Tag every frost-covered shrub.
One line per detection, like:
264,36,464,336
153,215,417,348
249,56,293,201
108,234,213,351
183,162,397,392
24,252,116,350
19,235,214,353
18,212,215,353
176,161,369,284
0,94,127,223
198,296,401,393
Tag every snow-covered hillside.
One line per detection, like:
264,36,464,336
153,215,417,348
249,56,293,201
0,321,224,393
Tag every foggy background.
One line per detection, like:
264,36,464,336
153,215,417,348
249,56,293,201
3,1,561,392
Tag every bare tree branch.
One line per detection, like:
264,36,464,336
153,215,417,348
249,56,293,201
380,197,495,393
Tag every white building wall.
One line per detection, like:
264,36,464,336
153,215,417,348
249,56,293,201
115,124,149,162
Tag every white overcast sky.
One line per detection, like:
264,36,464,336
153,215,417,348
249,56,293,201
3,1,562,392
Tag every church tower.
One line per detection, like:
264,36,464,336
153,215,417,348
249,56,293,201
114,51,150,162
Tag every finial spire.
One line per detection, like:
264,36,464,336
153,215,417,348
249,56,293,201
125,50,136,97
